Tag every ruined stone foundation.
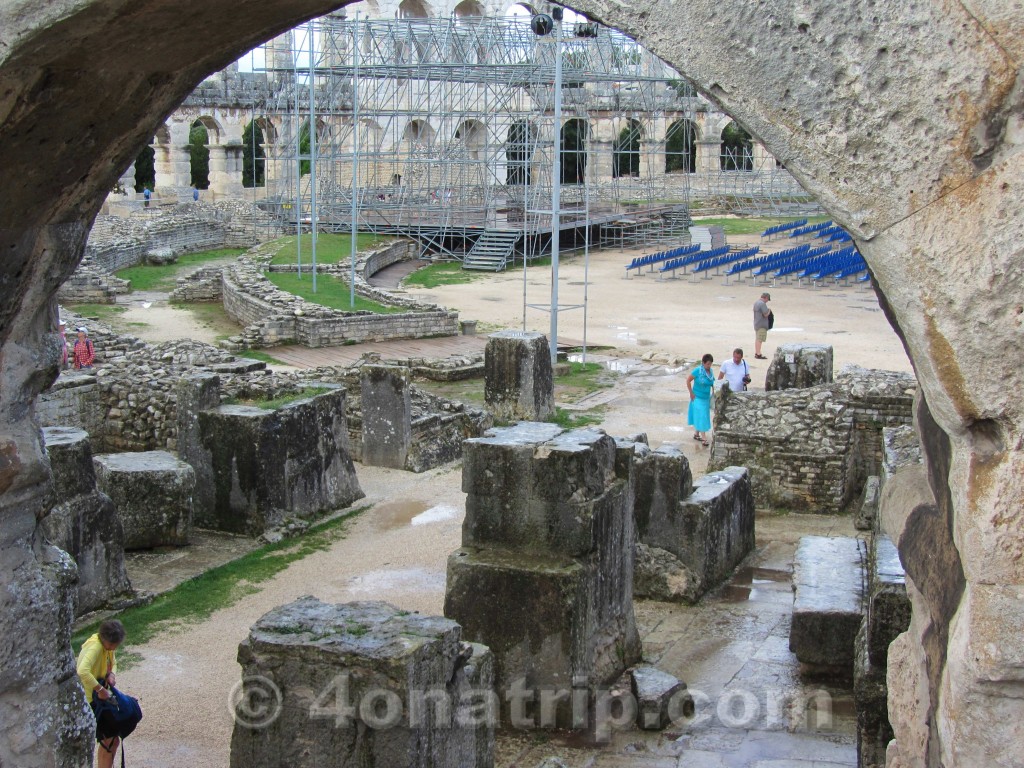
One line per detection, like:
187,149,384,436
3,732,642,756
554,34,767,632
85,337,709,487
445,423,641,728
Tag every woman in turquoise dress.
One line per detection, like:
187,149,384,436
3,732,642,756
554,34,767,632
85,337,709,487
687,353,715,446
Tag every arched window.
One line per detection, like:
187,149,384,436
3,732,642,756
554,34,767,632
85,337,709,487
242,120,266,188
134,143,156,192
720,121,753,172
506,120,536,185
665,119,697,174
455,119,486,160
560,119,588,185
403,119,435,148
398,0,429,18
612,119,642,178
454,0,484,18
189,119,213,189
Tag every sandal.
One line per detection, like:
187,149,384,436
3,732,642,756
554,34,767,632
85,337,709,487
701,439,710,447
754,354,768,360
693,434,702,441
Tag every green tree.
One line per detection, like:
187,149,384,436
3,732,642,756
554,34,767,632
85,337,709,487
298,119,312,176
189,121,210,189
560,119,587,185
720,121,753,171
134,145,156,192
242,121,266,188
612,120,641,178
665,119,696,174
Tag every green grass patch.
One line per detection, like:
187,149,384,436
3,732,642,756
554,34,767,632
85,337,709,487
556,361,615,404
65,304,127,322
547,407,605,430
269,233,392,266
690,215,829,237
115,248,246,292
265,271,405,314
237,350,287,366
229,386,333,410
403,261,485,289
72,506,368,660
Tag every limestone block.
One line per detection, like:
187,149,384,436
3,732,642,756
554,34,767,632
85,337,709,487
447,424,641,727
630,666,688,730
41,427,131,614
483,331,554,422
867,535,911,667
633,446,694,540
360,364,412,470
855,475,881,531
93,450,195,550
854,620,892,768
881,426,922,488
634,464,754,603
789,536,865,668
765,344,834,391
229,597,493,768
195,388,364,535
175,373,221,526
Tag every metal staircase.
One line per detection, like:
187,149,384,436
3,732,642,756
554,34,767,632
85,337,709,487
462,230,521,271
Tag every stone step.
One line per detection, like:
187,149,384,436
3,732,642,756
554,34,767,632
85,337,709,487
866,533,911,666
789,535,866,668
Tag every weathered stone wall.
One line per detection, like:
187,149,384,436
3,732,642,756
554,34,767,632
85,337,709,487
168,265,224,302
445,423,641,727
36,373,106,438
221,251,459,349
230,597,494,768
41,427,132,615
709,367,915,513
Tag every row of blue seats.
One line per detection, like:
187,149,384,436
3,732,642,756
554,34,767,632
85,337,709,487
724,243,832,278
826,231,853,243
788,220,834,238
692,246,761,276
658,245,731,276
773,246,862,280
760,219,808,238
753,246,835,276
625,243,700,274
799,256,867,281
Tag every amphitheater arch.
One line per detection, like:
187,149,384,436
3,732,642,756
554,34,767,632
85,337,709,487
719,120,752,172
612,118,643,178
665,118,697,174
560,118,589,185
0,3,1020,767
398,0,430,18
454,0,484,18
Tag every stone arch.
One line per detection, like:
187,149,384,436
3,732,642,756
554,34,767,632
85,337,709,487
560,118,589,185
612,117,643,178
665,118,697,174
454,118,486,159
454,0,484,18
505,119,537,185
398,0,430,18
403,118,435,148
720,119,753,172
0,4,1020,768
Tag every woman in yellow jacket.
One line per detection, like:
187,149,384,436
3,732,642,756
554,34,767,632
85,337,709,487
77,620,126,768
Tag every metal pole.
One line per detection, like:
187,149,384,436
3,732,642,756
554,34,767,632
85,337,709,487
583,135,590,365
548,16,562,366
293,34,303,277
308,19,318,293
350,14,360,308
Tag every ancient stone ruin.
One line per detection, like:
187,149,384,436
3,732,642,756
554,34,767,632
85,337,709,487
40,427,131,616
230,596,494,768
631,444,755,603
2,0,1022,764
445,423,641,728
710,358,915,513
483,331,555,423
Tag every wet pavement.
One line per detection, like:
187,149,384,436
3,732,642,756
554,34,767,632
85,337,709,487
495,513,861,768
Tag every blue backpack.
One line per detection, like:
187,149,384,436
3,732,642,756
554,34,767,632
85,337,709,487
94,687,143,766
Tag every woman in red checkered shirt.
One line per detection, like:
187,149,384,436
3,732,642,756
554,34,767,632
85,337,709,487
72,327,95,369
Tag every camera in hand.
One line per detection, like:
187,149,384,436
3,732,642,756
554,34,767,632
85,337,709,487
742,374,752,384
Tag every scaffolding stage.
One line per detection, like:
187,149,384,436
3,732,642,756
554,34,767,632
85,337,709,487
256,15,695,266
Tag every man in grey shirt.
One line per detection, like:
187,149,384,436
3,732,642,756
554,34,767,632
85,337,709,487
753,292,772,359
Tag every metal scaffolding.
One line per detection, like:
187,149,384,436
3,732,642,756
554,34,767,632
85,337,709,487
255,14,694,262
